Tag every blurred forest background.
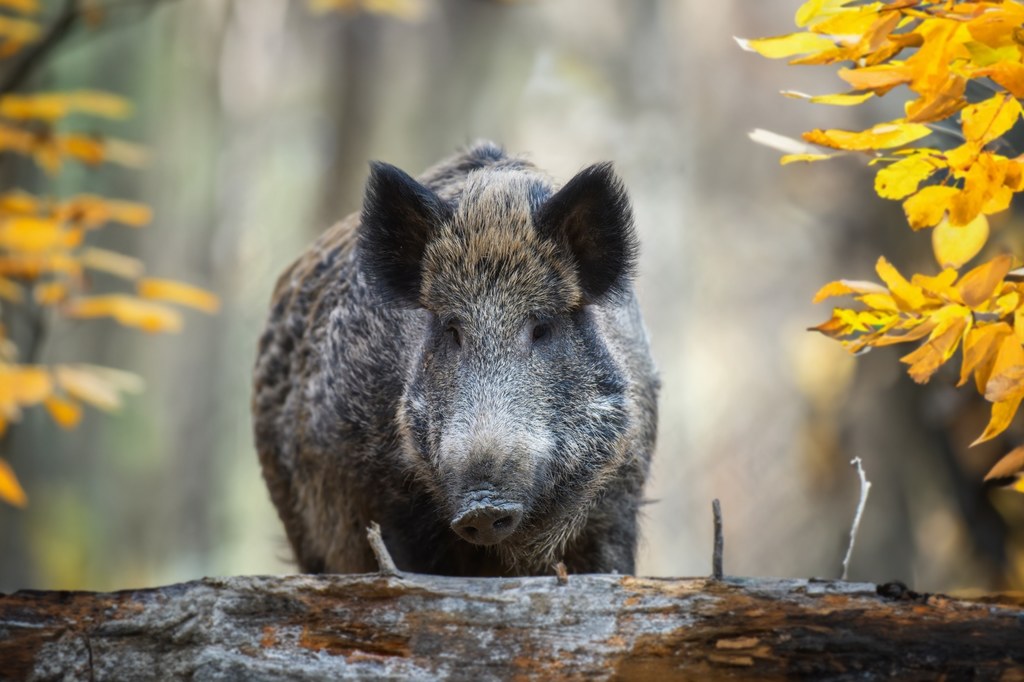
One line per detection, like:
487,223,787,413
2,0,1024,594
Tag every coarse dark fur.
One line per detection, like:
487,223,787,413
252,142,658,576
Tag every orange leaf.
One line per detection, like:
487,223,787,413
984,445,1024,486
986,365,1024,403
900,312,969,384
959,322,1011,387
837,64,913,92
0,457,26,508
973,392,1024,446
974,61,1024,99
958,254,1012,308
904,73,966,123
137,278,220,314
874,318,938,347
44,395,81,429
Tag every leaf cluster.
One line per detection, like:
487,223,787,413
0,1,217,507
746,0,1024,484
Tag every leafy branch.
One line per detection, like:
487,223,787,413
745,0,1024,486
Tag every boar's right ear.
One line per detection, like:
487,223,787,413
535,162,638,303
359,161,452,305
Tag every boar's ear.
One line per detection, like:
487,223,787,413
359,161,452,305
535,162,638,303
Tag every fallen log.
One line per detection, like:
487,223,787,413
2,574,1023,680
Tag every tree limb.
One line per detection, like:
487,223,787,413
2,574,1023,679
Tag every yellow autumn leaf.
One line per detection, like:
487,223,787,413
0,277,23,303
903,185,959,230
0,15,39,43
137,278,220,314
64,295,184,333
875,152,944,200
0,90,132,122
57,195,152,228
780,153,839,164
932,214,989,269
974,391,1024,446
0,365,51,417
803,120,932,151
873,318,938,347
736,32,838,59
782,90,875,106
54,364,142,412
33,281,66,305
0,0,38,13
44,395,81,429
812,279,888,303
962,93,1023,146
0,252,81,279
876,256,926,309
0,457,26,508
794,0,855,27
79,247,144,280
0,189,38,215
911,268,960,300
958,254,1013,308
0,217,80,252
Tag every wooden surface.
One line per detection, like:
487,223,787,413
2,573,1024,680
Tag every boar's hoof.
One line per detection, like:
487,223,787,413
451,501,524,546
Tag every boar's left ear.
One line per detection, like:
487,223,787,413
359,161,453,305
535,162,638,303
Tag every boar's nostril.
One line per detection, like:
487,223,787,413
451,502,523,546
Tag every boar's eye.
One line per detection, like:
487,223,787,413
531,320,552,345
445,323,462,348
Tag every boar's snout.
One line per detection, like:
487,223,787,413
451,494,524,546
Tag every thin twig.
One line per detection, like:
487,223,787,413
366,521,400,577
0,0,79,96
712,498,724,580
0,0,182,96
841,457,872,581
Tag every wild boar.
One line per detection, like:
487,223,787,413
252,142,658,576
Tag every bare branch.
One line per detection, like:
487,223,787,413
841,457,872,581
366,521,401,577
0,0,79,96
712,498,724,580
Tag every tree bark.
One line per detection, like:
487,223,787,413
2,574,1023,680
